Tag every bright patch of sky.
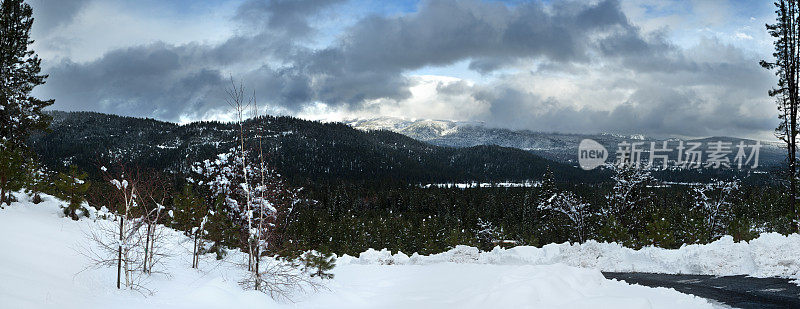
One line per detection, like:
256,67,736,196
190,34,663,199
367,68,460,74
31,0,241,63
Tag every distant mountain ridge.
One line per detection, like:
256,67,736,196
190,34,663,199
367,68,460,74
27,111,598,185
346,117,785,169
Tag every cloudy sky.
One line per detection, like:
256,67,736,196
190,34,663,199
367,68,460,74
28,0,777,139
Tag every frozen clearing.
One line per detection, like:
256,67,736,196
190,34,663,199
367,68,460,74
0,193,714,308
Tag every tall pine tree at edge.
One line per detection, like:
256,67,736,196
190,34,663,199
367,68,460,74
0,0,53,205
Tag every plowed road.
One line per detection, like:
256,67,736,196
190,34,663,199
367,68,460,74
603,272,800,309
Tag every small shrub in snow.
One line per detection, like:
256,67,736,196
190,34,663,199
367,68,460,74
199,242,227,261
82,166,172,291
301,251,336,279
54,165,89,221
475,218,502,251
31,193,42,204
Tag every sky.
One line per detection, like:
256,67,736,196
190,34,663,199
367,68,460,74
27,0,778,139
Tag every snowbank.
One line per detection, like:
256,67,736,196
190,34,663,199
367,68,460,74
0,192,714,308
342,234,800,280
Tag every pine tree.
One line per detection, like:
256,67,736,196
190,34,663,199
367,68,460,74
173,184,208,268
0,146,24,205
54,165,89,220
301,250,336,279
692,180,740,241
0,0,53,205
639,212,675,248
537,167,558,202
598,215,629,244
604,164,655,240
24,155,49,204
762,0,800,232
475,218,501,251
530,167,558,240
727,217,758,242
538,191,591,243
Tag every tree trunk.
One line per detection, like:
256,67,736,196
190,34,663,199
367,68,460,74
117,216,123,289
254,250,260,290
124,249,131,288
791,141,798,232
148,224,155,273
143,223,151,273
248,242,253,271
790,0,800,233
0,174,6,207
192,231,198,268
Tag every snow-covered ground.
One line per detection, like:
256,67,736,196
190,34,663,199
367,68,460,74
0,192,723,308
349,235,800,282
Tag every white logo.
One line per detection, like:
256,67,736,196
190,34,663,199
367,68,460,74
578,139,608,170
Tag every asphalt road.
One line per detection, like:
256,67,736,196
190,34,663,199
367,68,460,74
603,272,800,309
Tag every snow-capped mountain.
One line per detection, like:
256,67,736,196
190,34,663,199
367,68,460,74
345,117,473,139
347,117,785,168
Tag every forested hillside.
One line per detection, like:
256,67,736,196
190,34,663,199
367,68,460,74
20,111,789,257
28,111,598,184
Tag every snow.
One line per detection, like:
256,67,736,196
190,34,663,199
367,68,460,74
309,263,712,309
0,192,716,308
343,236,800,282
0,193,272,309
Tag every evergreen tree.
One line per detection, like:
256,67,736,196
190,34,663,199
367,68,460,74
173,184,208,268
598,215,629,244
727,217,758,242
54,165,89,220
762,0,800,232
538,191,591,243
24,155,49,204
537,167,558,202
692,180,740,241
0,0,53,205
475,218,501,251
301,250,336,279
0,146,24,205
639,212,675,248
604,164,655,240
530,167,558,241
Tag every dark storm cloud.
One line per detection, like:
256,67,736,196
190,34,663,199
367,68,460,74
42,0,651,120
235,0,345,37
275,0,651,107
37,0,342,119
470,38,776,137
43,43,227,120
36,0,774,138
29,0,91,32
337,0,633,72
475,84,773,137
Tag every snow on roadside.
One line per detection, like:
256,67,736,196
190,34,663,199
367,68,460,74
0,192,714,308
0,193,273,309
343,235,800,281
308,263,714,309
